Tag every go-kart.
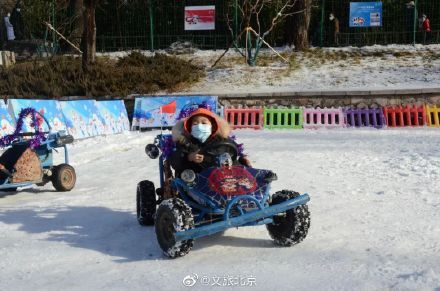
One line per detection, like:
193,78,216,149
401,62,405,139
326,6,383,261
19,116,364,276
137,134,311,258
0,111,76,192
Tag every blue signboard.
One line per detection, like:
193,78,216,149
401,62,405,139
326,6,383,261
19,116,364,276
349,2,382,27
0,100,15,136
8,99,67,133
95,100,130,134
60,100,105,139
132,96,218,128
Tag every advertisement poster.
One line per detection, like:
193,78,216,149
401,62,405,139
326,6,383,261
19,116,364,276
8,99,67,133
133,96,218,129
184,6,215,30
60,100,106,139
349,2,382,27
95,100,130,134
0,100,15,136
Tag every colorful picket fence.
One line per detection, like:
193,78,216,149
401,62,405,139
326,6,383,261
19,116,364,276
426,105,440,127
344,108,386,128
263,107,303,129
224,107,264,129
303,107,344,129
383,105,427,127
223,104,440,130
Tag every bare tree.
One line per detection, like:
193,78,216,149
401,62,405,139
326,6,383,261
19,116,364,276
82,0,98,70
290,0,312,50
70,0,84,47
219,0,307,66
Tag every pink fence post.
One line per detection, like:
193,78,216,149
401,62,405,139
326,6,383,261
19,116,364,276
303,107,345,129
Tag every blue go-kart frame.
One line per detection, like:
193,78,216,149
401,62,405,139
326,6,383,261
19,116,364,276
137,133,311,258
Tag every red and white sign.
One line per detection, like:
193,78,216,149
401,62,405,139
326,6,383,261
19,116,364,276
184,6,215,31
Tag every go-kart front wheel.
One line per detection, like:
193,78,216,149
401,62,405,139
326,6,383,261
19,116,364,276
136,180,156,226
155,198,194,258
52,164,76,192
266,190,310,246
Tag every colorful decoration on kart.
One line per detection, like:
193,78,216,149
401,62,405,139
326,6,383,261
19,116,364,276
159,134,175,159
60,100,106,139
194,167,270,207
208,166,257,196
8,99,67,133
0,100,15,137
230,135,245,157
132,96,218,129
95,100,130,134
0,107,46,149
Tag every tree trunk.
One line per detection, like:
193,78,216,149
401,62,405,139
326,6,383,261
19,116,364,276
82,0,97,71
70,0,84,48
292,0,312,51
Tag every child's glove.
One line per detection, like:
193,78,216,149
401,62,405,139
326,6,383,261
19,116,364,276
188,151,204,163
239,156,252,167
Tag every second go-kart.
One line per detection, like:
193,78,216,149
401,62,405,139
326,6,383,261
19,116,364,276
137,134,311,258
0,109,76,193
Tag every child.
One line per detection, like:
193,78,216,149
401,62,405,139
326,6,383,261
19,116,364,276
169,108,251,176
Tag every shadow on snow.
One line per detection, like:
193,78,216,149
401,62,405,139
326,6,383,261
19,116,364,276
0,206,275,262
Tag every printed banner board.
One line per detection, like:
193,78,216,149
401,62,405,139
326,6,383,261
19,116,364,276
60,100,105,139
349,2,382,27
95,100,130,134
132,96,218,129
184,6,215,30
8,99,67,133
0,100,15,136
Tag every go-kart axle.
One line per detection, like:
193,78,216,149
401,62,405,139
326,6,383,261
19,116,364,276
174,193,310,241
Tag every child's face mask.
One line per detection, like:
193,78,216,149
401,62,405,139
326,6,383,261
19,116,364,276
191,124,212,143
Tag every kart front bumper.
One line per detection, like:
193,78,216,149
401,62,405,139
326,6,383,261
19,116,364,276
174,193,310,241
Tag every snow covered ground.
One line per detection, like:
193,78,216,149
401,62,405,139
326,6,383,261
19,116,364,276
100,44,440,94
1,129,439,290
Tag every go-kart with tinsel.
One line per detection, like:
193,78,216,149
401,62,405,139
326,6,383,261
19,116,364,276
136,107,311,258
0,108,76,192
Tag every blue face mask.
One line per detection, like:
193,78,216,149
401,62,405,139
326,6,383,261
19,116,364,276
191,124,212,143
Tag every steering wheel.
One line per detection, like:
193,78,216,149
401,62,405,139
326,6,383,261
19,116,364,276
202,141,238,162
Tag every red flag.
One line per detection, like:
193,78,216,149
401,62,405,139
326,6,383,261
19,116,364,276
160,100,176,114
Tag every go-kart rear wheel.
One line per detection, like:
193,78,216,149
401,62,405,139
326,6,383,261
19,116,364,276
52,164,76,192
155,198,194,258
266,190,310,246
136,180,156,226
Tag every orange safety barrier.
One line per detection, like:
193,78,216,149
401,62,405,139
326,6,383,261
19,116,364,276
383,105,427,127
224,107,264,129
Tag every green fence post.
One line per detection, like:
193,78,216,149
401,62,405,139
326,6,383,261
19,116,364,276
51,0,58,54
264,107,304,129
320,0,325,47
149,0,154,52
234,0,238,41
413,0,418,46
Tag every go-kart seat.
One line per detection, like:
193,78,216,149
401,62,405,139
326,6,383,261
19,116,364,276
0,144,43,184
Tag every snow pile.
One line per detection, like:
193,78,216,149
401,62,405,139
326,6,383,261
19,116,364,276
99,44,440,95
1,129,439,290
